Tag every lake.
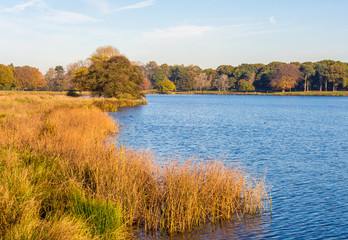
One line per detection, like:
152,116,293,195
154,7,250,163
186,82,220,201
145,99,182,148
110,95,348,239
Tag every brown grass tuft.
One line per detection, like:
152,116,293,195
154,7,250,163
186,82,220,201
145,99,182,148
0,92,270,238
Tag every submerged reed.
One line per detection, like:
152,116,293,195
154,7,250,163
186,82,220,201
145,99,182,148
0,92,270,238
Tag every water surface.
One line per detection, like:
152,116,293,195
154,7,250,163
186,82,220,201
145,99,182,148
111,95,348,239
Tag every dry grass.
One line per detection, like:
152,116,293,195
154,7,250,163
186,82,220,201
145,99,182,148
0,92,270,238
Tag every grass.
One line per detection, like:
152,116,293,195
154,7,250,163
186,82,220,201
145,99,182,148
0,92,270,239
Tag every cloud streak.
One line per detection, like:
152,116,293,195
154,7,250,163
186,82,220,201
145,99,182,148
87,0,155,13
43,10,101,23
116,0,155,11
143,25,214,38
1,0,45,13
1,0,100,23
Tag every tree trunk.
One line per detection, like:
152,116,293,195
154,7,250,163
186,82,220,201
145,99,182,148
325,79,328,91
319,79,322,91
304,76,307,92
333,84,336,91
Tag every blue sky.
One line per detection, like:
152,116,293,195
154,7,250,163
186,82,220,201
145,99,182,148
1,0,348,73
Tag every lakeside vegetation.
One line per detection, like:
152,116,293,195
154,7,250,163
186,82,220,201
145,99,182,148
1,46,347,97
0,92,270,239
145,90,348,96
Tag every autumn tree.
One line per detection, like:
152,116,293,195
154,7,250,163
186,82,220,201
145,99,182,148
0,64,15,89
156,79,176,93
64,60,90,90
89,45,121,62
193,73,211,91
254,62,284,92
216,74,229,91
203,68,218,90
327,63,348,91
73,55,144,99
45,68,58,90
152,70,167,87
160,63,171,78
14,66,46,90
270,64,302,92
141,61,160,87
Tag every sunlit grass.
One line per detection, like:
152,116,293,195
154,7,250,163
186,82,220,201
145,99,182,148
0,92,270,238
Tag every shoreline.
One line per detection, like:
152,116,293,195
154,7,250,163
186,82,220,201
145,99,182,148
145,90,348,97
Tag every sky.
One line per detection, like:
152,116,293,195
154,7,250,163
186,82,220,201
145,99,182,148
1,0,348,73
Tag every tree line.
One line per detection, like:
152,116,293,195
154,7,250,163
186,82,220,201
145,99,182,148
141,60,348,92
1,46,347,97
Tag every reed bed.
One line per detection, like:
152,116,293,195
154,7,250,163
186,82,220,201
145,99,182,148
0,93,270,239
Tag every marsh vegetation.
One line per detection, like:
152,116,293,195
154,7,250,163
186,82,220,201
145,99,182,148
0,92,270,239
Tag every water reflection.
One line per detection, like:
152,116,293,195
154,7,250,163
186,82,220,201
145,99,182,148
136,215,272,240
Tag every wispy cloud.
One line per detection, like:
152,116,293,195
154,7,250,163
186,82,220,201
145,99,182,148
269,16,276,24
86,0,155,13
43,10,101,23
1,0,100,23
143,25,214,38
116,0,155,11
1,0,46,13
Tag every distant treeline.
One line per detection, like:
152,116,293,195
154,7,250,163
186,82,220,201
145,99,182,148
1,46,347,93
141,60,348,92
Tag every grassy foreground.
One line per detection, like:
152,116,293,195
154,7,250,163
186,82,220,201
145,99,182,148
0,93,270,239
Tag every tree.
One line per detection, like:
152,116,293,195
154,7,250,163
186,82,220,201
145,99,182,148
72,68,89,90
254,62,284,92
64,60,90,90
193,73,210,91
89,45,121,62
160,63,171,78
327,63,348,91
44,66,65,91
141,61,160,87
300,63,315,91
13,66,46,90
217,65,234,77
0,64,15,89
216,74,229,91
270,64,302,92
156,79,176,93
152,70,167,87
45,68,58,90
141,77,151,90
237,79,255,92
315,63,326,91
74,55,144,99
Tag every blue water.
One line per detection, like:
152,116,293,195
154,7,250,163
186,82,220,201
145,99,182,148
110,95,348,239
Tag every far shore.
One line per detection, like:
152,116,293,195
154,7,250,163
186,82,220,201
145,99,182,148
145,90,348,97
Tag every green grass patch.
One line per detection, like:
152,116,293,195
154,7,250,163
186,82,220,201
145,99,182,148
68,185,127,239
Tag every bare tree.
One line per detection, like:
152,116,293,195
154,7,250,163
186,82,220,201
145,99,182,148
194,73,211,91
216,74,229,91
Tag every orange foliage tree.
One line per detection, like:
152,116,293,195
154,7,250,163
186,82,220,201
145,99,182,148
13,66,46,90
270,64,302,92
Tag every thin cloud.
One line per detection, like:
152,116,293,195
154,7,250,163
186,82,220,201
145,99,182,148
87,0,155,13
269,16,276,24
144,25,214,38
116,0,155,11
1,0,100,23
43,10,101,23
1,0,46,13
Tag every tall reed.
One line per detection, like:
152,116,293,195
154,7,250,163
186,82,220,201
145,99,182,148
0,93,270,238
